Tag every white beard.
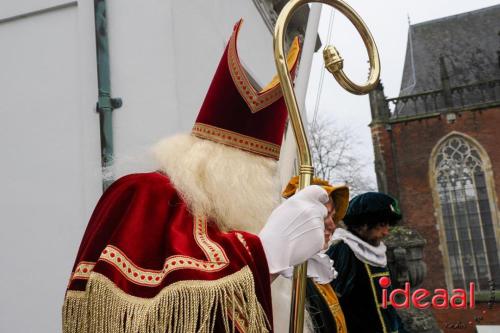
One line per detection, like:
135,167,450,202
153,133,314,332
152,133,281,234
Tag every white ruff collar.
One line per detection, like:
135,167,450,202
332,228,387,267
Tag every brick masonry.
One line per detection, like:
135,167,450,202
371,107,500,330
434,302,500,333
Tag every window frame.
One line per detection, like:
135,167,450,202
429,131,500,293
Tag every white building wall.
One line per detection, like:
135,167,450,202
0,2,100,333
108,0,280,165
0,1,316,332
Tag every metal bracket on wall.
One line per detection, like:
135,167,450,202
96,97,122,111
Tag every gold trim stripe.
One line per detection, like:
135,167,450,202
70,216,230,287
227,23,283,113
365,263,388,333
236,232,252,257
194,215,229,263
192,123,281,159
100,245,228,287
72,262,95,280
370,272,390,278
314,283,348,333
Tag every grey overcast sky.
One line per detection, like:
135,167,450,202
305,0,500,187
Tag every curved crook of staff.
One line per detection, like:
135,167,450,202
273,0,380,332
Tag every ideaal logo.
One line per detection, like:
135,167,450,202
378,276,475,309
378,278,496,329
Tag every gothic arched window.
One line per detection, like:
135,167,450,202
432,134,500,291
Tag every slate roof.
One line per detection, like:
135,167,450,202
387,5,500,118
398,5,500,96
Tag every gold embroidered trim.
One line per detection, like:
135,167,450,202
227,21,299,113
370,272,390,278
235,232,252,257
365,263,388,333
192,123,280,159
194,215,229,263
72,261,95,280
70,216,230,286
63,266,270,333
314,283,348,333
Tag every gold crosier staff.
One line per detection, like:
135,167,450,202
273,1,380,332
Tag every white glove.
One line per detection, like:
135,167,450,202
259,185,329,274
282,253,338,284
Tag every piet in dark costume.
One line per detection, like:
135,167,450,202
327,192,405,333
62,20,306,333
283,177,349,333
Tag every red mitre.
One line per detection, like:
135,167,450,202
192,19,301,160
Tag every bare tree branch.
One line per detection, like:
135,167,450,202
309,117,376,197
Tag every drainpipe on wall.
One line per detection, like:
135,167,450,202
94,0,122,191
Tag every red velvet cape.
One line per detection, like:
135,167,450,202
64,172,273,332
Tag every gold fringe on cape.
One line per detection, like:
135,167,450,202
63,266,269,333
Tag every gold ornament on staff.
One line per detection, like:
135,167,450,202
273,1,380,332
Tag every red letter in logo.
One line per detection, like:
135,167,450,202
432,289,449,309
412,288,431,309
390,282,410,309
379,276,391,309
450,289,467,309
469,282,475,309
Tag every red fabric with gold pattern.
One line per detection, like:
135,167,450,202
65,172,273,331
192,19,301,159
